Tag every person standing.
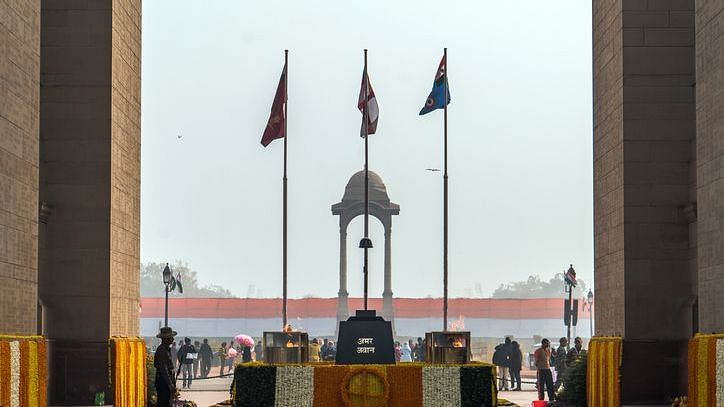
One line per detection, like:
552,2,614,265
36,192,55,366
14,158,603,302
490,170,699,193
309,338,321,362
199,339,213,378
323,340,337,361
509,341,523,391
394,341,402,362
218,342,228,376
416,337,425,362
177,340,184,369
554,337,568,391
154,327,177,407
407,339,416,361
321,338,329,359
254,340,263,362
229,344,238,370
566,337,584,366
192,340,201,378
170,342,178,370
401,341,412,362
534,339,555,401
493,337,512,391
177,337,197,389
242,345,252,363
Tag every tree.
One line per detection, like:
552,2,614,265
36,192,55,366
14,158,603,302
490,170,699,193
492,274,588,298
141,261,236,298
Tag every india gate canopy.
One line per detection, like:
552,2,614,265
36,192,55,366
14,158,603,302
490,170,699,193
332,170,399,327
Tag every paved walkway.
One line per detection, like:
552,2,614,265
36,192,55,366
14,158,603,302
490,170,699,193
177,373,233,406
498,386,539,406
180,390,230,407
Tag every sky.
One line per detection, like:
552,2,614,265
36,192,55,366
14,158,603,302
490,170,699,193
140,0,593,299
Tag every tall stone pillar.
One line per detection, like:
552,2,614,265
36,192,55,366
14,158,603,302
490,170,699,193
593,0,696,402
381,224,394,323
336,226,349,327
695,0,724,335
39,0,140,403
0,0,40,335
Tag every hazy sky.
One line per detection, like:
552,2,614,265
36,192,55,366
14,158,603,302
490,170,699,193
141,0,593,298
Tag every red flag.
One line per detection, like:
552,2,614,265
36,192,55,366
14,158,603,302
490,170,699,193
261,63,287,147
358,69,379,137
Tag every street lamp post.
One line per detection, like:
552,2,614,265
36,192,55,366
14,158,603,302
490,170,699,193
563,264,577,350
162,263,172,327
587,289,594,338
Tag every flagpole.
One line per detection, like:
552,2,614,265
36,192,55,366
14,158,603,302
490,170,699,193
282,49,288,328
363,49,369,311
443,47,448,332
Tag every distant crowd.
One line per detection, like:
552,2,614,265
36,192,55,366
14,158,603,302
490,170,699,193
162,332,590,400
166,337,269,387
307,337,427,362
163,335,431,383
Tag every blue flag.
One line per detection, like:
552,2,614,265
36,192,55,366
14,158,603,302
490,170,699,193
419,55,450,115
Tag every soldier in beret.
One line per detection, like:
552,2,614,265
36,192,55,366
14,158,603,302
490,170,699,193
154,327,178,407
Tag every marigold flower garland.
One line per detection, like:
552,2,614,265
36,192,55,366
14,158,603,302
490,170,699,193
698,336,709,405
586,336,622,407
10,341,20,407
706,337,717,405
20,340,29,407
37,338,47,407
422,366,461,406
0,340,9,407
313,364,349,407
111,337,147,407
0,336,47,407
275,365,314,406
687,334,724,407
387,364,422,406
27,339,38,407
716,338,724,406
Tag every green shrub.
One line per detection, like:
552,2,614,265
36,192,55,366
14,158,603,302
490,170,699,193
147,355,157,407
557,352,587,406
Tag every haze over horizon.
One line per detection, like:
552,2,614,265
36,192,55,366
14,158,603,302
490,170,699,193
140,0,594,299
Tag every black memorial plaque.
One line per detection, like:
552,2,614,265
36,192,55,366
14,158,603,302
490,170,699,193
335,310,395,364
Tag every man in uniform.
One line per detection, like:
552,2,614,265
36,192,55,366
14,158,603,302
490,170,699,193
554,337,568,391
154,327,177,407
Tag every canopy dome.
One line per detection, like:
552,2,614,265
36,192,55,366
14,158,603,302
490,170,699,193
342,170,390,203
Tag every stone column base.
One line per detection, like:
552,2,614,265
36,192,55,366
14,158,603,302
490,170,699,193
48,340,113,406
620,339,688,404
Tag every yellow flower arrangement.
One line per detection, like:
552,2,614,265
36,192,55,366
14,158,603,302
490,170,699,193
0,336,46,407
0,341,8,406
111,337,148,407
687,334,724,407
27,339,38,407
587,336,622,407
